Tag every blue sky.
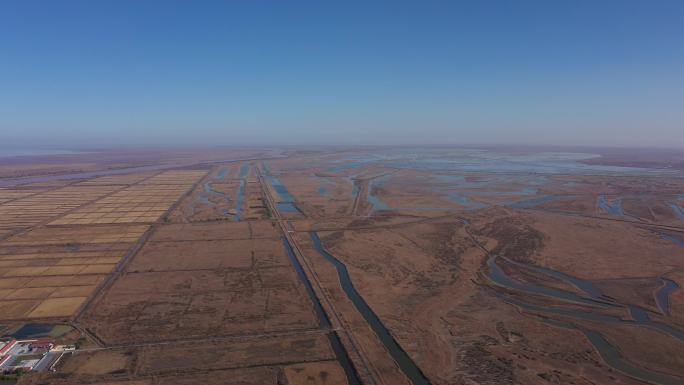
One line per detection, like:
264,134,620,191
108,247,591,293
1,0,683,147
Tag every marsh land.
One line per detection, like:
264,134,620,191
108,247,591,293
1,146,683,385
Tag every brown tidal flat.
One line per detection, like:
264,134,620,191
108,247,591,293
4,147,684,385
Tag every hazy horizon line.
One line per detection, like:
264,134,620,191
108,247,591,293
2,142,684,152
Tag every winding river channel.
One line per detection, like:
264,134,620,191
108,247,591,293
195,167,235,218
656,278,680,317
484,252,684,385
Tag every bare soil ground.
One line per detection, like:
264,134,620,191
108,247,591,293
80,221,319,344
20,332,343,385
6,147,684,385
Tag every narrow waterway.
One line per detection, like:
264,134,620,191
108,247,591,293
238,163,249,178
234,180,245,221
506,195,565,209
661,233,684,249
669,203,684,220
267,175,301,214
366,180,390,211
233,163,249,221
655,278,680,316
281,238,361,385
310,232,432,385
581,328,684,385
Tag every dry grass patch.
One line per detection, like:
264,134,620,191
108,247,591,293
0,289,14,299
4,287,55,300
80,264,116,274
27,275,105,287
28,296,87,317
2,225,148,245
284,361,348,385
0,299,40,319
0,277,31,289
50,285,97,297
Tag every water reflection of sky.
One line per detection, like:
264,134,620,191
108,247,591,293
324,149,684,213
668,203,684,220
367,179,390,210
661,233,684,249
366,171,554,212
0,148,88,158
389,157,659,175
597,195,624,216
326,149,684,176
310,175,334,197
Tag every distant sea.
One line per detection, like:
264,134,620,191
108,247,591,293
0,148,86,159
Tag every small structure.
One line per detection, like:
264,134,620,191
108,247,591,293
29,340,54,350
51,344,75,352
0,338,59,373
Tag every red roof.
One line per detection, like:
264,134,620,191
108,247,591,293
0,339,17,354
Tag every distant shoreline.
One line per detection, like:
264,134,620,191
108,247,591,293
0,148,88,159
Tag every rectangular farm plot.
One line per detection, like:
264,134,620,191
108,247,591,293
0,300,41,320
2,225,148,246
4,287,56,300
0,225,148,320
75,172,158,186
0,251,122,261
25,274,106,288
50,285,98,297
0,274,105,321
0,256,119,268
49,173,206,225
0,185,120,231
139,170,208,185
0,285,98,300
0,188,36,204
0,294,89,320
0,269,103,321
28,296,88,318
0,264,116,277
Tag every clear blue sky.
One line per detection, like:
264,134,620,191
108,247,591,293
1,0,683,147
